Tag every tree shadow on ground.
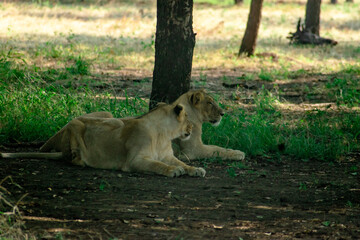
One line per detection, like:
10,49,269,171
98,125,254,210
1,146,359,239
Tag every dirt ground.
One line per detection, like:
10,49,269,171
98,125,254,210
1,144,359,240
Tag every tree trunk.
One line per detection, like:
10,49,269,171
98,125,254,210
150,0,195,109
346,0,353,2
305,0,321,35
330,0,337,4
234,0,243,5
238,0,264,57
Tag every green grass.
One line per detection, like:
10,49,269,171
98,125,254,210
0,53,147,143
202,88,360,162
203,108,360,162
326,72,360,107
0,84,146,143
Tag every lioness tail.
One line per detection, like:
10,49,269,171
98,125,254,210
0,152,63,159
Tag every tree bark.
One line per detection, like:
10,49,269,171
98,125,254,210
305,0,321,35
150,0,195,109
330,0,337,4
238,0,264,57
346,0,353,2
234,0,243,5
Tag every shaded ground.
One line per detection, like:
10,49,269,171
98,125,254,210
1,144,359,239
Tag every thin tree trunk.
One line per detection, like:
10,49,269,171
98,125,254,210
346,0,353,2
238,0,264,57
305,0,321,35
330,0,337,4
150,0,195,109
234,0,243,5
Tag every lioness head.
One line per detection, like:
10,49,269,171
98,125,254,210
189,90,225,126
174,104,193,141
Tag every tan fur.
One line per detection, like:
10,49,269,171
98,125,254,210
42,104,205,177
39,111,114,159
173,90,245,161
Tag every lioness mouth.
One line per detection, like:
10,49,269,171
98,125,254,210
210,119,221,127
181,133,191,141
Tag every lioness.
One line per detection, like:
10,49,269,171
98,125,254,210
173,89,245,161
16,103,205,178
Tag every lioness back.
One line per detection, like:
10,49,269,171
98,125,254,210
40,111,114,156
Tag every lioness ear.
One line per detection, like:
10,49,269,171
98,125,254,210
190,91,204,106
174,104,184,116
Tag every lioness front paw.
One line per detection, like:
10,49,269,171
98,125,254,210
72,157,86,166
233,150,245,161
188,167,206,177
223,149,245,161
167,166,185,177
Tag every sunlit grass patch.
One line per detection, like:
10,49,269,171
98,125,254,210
1,0,359,73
